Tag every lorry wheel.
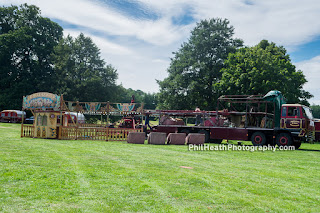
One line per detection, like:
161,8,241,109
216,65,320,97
293,141,302,149
251,132,267,146
198,130,209,143
276,133,293,147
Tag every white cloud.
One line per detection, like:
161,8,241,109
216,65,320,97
62,29,170,92
64,29,134,56
1,0,320,100
5,0,320,48
183,0,320,48
0,0,189,45
35,0,188,46
3,0,320,48
295,56,320,105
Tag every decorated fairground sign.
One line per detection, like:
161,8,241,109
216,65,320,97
64,101,143,115
22,92,143,115
23,92,61,111
116,103,135,112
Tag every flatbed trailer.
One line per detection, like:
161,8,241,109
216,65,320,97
152,124,306,148
154,125,273,142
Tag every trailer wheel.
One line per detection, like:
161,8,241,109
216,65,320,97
198,130,209,143
251,132,267,146
276,133,293,147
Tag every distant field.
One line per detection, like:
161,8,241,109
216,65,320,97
0,123,320,212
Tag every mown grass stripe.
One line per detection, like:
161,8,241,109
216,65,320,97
0,123,319,212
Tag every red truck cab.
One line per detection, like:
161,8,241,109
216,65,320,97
280,104,315,142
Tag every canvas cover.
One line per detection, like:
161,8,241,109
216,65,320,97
263,90,286,128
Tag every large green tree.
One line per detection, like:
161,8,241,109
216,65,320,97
52,34,119,102
220,40,312,105
158,18,243,110
311,105,320,118
0,4,63,110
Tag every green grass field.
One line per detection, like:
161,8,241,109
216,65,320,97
1,123,320,212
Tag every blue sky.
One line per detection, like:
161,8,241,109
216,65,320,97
1,0,320,105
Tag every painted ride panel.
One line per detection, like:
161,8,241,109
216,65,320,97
34,112,60,139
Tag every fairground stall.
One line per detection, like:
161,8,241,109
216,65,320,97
21,92,144,141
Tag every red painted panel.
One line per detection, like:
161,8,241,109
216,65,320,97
210,128,229,139
301,119,306,129
315,132,320,142
315,120,320,142
10,112,17,117
228,128,248,140
280,118,285,128
210,127,248,141
155,126,178,135
315,120,320,131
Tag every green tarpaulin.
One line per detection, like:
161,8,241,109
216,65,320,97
263,90,286,128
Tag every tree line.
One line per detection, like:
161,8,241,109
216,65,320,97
0,4,317,113
0,4,156,110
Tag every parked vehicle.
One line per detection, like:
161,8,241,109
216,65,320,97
146,91,315,149
118,115,142,129
0,110,26,123
64,112,85,124
25,116,34,124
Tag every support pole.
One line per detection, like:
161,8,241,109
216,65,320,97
21,110,24,138
107,102,110,126
76,111,79,140
21,96,25,138
273,102,276,128
245,101,248,128
264,103,268,128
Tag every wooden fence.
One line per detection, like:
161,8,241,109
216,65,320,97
21,125,142,141
68,123,106,128
107,128,143,141
21,125,34,138
59,127,143,141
